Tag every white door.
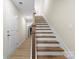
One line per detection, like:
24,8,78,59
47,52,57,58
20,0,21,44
4,16,19,58
7,16,19,50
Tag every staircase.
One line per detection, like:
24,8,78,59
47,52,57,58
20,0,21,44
32,16,67,59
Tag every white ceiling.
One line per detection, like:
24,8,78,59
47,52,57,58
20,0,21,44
12,0,34,15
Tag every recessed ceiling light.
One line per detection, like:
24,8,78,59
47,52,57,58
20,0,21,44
19,2,23,4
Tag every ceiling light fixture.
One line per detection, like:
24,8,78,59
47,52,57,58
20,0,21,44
19,2,23,4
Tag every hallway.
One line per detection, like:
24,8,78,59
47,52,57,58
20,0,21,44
9,37,31,59
3,0,75,59
9,16,71,59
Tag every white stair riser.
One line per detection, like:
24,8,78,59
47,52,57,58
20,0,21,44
36,38,58,42
36,31,52,32
36,44,60,47
37,52,65,56
35,34,56,36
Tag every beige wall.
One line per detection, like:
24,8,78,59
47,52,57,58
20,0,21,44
43,0,75,55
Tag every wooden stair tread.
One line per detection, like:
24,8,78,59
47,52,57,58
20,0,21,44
35,19,46,21
36,29,51,30
37,47,64,51
37,56,67,59
35,20,46,21
35,20,46,22
35,32,53,34
35,36,56,38
36,24,48,25
35,20,46,23
36,21,46,22
36,22,47,23
36,26,49,27
37,41,59,44
35,21,46,22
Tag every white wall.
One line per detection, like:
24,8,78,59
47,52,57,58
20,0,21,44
18,15,28,40
35,0,45,15
3,0,27,59
43,0,75,55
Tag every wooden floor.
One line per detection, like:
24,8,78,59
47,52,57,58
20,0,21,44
9,37,31,59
